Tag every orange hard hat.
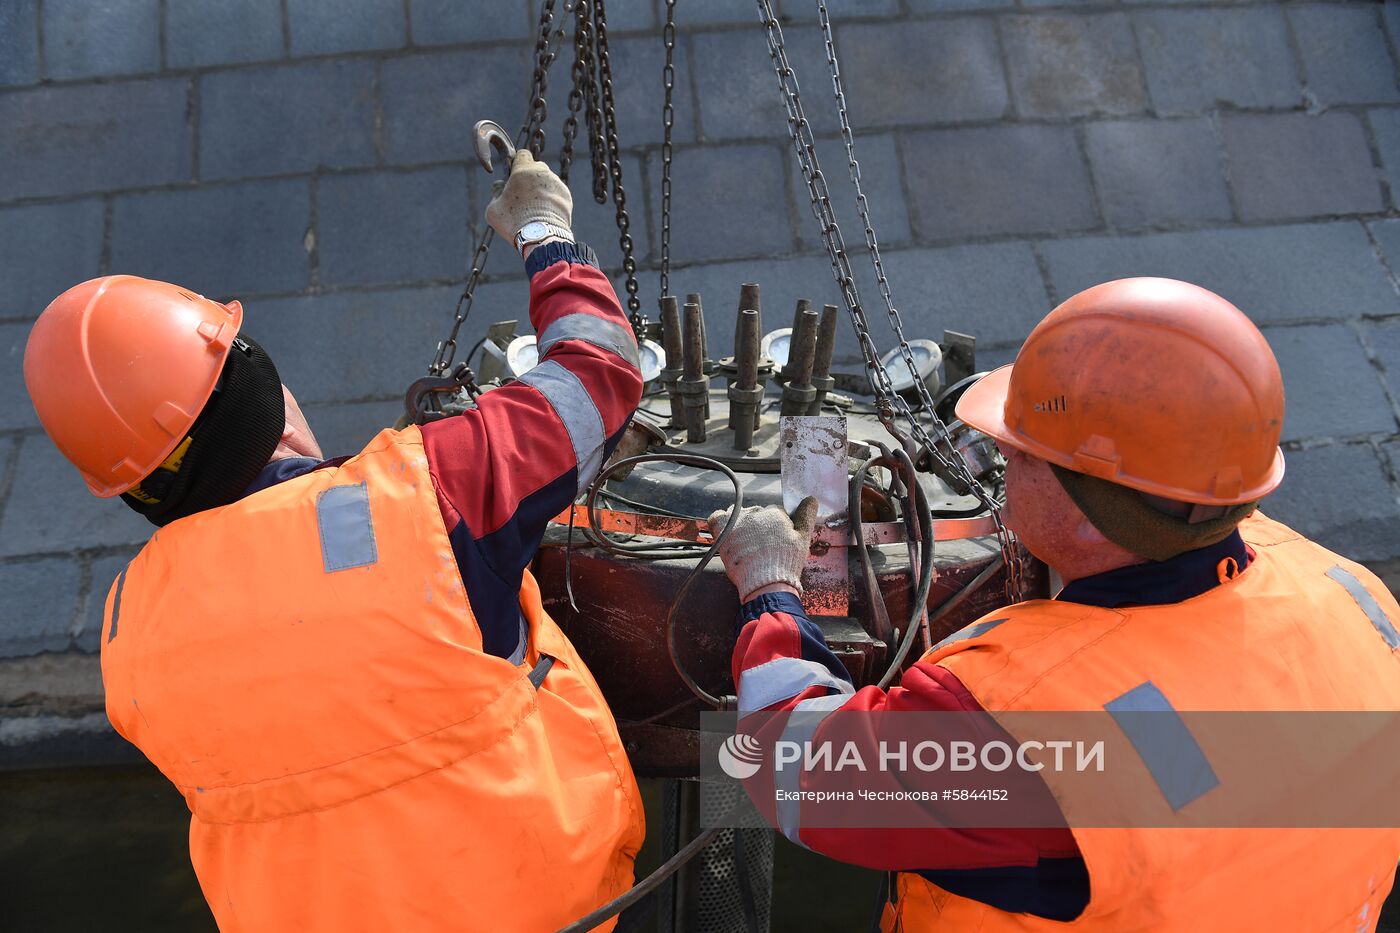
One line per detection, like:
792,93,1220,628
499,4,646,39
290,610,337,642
24,276,244,497
956,277,1285,506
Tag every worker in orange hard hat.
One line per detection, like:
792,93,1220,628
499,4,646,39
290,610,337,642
711,277,1400,931
23,151,644,932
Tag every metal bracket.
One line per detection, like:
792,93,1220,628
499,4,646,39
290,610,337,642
476,320,519,384
941,330,977,385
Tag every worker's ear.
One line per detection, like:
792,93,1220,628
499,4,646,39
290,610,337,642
278,385,323,460
1074,512,1111,547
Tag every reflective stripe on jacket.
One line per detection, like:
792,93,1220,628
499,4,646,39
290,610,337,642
885,513,1400,932
101,425,644,932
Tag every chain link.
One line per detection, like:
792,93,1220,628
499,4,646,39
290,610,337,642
431,0,652,372
430,0,561,377
582,5,608,203
659,0,677,301
520,0,566,157
559,0,592,183
814,0,1024,600
757,0,1024,602
593,0,644,330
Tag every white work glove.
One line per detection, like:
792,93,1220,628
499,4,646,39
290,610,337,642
708,497,819,603
485,150,573,245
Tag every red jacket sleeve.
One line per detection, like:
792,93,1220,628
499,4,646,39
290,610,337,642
732,592,1081,872
419,252,642,657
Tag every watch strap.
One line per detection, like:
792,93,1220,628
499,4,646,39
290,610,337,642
514,222,574,254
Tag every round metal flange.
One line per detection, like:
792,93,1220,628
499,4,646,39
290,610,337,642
760,328,792,370
507,336,667,391
637,338,666,385
505,334,539,376
880,338,944,402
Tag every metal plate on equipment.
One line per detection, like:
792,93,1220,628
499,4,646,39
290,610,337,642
779,416,849,521
780,415,850,616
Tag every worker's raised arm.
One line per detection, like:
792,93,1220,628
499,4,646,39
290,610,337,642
711,503,1084,920
420,151,642,660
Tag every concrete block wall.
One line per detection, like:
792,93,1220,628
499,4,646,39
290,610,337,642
1,0,1399,742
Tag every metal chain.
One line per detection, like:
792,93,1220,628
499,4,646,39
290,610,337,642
430,231,495,376
813,0,1024,600
755,0,1023,601
559,0,593,184
519,0,564,157
751,0,903,422
592,0,644,329
582,7,608,203
429,0,561,376
659,0,677,300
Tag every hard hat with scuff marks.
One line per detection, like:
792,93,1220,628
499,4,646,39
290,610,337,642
23,275,244,497
956,277,1285,506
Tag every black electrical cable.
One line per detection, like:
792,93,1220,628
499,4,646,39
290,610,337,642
463,336,487,370
581,452,743,710
548,454,745,933
877,446,938,688
618,694,702,729
731,826,763,933
849,440,938,688
850,453,898,649
595,487,695,519
554,440,1000,933
553,826,724,933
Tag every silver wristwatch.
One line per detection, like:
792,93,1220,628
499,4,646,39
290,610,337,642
514,221,574,255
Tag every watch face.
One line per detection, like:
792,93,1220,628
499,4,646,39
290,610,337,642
518,222,551,241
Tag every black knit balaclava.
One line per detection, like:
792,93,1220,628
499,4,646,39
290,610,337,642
122,334,286,527
1049,463,1258,563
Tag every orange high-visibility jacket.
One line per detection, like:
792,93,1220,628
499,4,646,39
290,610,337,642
100,426,644,932
886,514,1400,932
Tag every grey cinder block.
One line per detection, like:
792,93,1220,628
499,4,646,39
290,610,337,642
110,179,312,296
199,61,377,180
900,124,1098,240
0,80,191,200
1085,119,1231,229
1222,112,1383,222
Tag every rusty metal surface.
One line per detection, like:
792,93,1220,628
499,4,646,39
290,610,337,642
535,382,1041,775
534,530,1047,776
548,503,999,547
778,415,848,520
780,415,851,615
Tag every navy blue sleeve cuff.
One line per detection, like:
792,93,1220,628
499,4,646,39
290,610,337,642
739,590,808,627
524,239,599,279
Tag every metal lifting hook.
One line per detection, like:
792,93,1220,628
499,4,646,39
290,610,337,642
472,120,516,174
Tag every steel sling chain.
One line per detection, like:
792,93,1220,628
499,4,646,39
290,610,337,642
558,0,593,185
754,0,1023,601
592,0,646,334
658,0,678,302
813,0,1024,600
428,0,564,377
